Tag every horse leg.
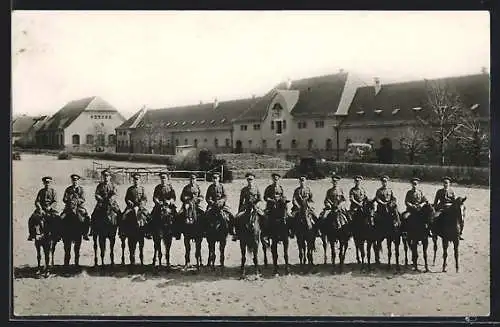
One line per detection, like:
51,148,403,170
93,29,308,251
307,240,314,268
209,241,216,270
432,235,438,266
184,237,191,268
387,238,392,270
98,236,106,266
453,239,459,273
394,236,401,272
403,236,409,267
374,240,381,265
341,239,348,272
36,243,42,270
220,239,226,272
158,237,163,267
109,236,116,266
366,241,372,272
93,235,99,266
120,236,126,265
128,238,136,265
195,238,202,271
355,237,361,264
164,237,172,270
283,238,290,275
253,245,260,276
152,237,158,266
411,240,419,271
322,235,328,265
442,238,449,272
74,239,82,267
240,240,246,277
63,240,71,267
262,241,268,267
422,237,429,272
50,241,56,267
139,238,145,266
330,240,336,272
271,239,279,275
43,243,50,274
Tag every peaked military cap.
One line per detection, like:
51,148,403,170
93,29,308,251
380,175,389,181
159,171,170,177
131,172,141,179
212,172,220,178
332,174,341,181
410,177,420,183
189,173,197,179
271,173,281,178
354,175,363,181
101,169,111,176
42,176,53,182
442,176,452,182
299,175,307,181
245,172,255,179
70,174,81,180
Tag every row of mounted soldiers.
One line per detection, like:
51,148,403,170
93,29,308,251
27,168,464,242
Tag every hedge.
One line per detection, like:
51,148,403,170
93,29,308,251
308,161,490,186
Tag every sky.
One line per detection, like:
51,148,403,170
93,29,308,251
12,11,490,119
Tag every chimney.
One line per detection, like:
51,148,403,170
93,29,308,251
213,97,219,109
481,66,488,74
374,77,381,96
285,78,292,90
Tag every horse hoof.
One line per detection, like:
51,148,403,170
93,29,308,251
424,268,429,273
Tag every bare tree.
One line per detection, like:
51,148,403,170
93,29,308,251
399,126,427,164
140,118,159,154
418,80,467,166
93,122,107,151
454,112,489,166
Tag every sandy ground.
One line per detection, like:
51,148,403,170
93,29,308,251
12,154,490,316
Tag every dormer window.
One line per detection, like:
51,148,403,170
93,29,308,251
412,107,422,112
392,108,400,115
374,109,383,115
221,118,226,123
172,121,178,126
191,121,196,125
166,122,171,127
471,104,480,111
200,120,206,124
210,119,216,124
182,121,187,126
271,103,283,119
356,111,365,115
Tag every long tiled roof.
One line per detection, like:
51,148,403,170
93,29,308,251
136,97,260,130
344,73,490,125
12,115,37,134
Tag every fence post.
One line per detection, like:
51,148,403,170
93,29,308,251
221,165,224,181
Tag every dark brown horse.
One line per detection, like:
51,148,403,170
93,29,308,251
60,199,86,267
265,199,291,275
150,203,176,269
91,201,120,267
431,197,467,273
374,202,403,271
351,199,377,271
204,206,229,272
179,201,204,270
237,206,265,277
293,205,317,270
402,202,435,272
119,207,148,266
318,206,352,272
31,213,59,275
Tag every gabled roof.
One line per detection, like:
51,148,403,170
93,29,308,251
344,73,490,125
234,89,278,122
116,107,146,130
136,97,260,130
39,96,120,131
12,115,37,134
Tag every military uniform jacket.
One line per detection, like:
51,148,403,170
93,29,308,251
433,188,455,209
125,185,147,207
264,183,285,207
180,183,203,204
153,183,176,205
63,185,86,208
324,187,346,208
349,187,367,207
35,187,57,211
292,186,314,210
205,183,227,206
95,182,117,205
405,189,427,209
238,185,262,212
375,187,396,205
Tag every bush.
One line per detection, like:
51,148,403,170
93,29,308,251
12,152,21,160
57,151,72,160
199,149,215,171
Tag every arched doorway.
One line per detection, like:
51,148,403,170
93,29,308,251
379,137,393,164
235,140,243,153
326,138,333,150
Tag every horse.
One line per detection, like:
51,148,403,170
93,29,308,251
150,203,176,269
351,199,378,271
318,205,352,273
91,201,120,267
204,205,229,272
31,213,59,274
373,201,403,271
119,206,148,266
60,199,86,267
293,205,317,270
265,199,291,275
237,205,265,277
179,201,204,270
431,197,467,273
402,202,435,272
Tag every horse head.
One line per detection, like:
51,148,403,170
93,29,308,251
159,203,175,226
183,202,198,225
363,199,377,227
420,201,436,220
451,196,467,222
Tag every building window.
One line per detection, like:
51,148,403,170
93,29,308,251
72,134,80,145
175,139,179,146
214,138,219,148
225,138,230,147
86,134,94,145
276,121,283,134
204,138,208,143
271,103,283,118
253,124,261,130
108,135,116,145
291,139,297,149
193,139,198,147
262,139,267,149
184,138,188,145
298,121,307,129
283,120,287,130
271,121,274,130
326,138,333,150
248,140,253,148
315,121,325,128
308,139,313,150
240,125,248,131
97,134,105,146
276,140,282,151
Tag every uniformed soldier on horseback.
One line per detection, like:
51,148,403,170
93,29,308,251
433,176,464,240
401,177,430,235
291,175,318,233
28,176,60,241
178,173,204,238
123,172,151,239
234,172,264,242
263,173,292,238
349,175,367,213
90,169,121,237
61,174,91,240
205,172,235,237
318,173,347,230
374,175,399,225
151,171,177,238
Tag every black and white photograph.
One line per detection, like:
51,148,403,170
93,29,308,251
11,11,490,316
